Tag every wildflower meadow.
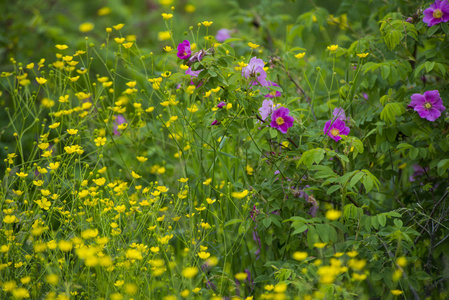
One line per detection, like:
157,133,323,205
1,0,449,299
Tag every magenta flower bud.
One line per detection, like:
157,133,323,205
177,40,191,60
211,120,220,126
217,101,226,108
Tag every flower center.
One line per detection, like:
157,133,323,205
276,117,285,126
330,128,340,136
270,91,277,96
433,9,443,19
183,51,188,56
424,102,432,110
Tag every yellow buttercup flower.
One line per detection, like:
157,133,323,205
114,37,125,44
55,44,68,50
325,209,342,221
163,46,173,52
231,190,248,199
356,53,369,58
295,52,305,59
293,251,308,261
113,23,124,30
36,77,47,84
248,42,260,49
182,267,198,278
327,45,339,52
79,22,94,32
161,13,173,20
202,21,213,27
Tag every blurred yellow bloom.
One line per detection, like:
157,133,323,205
185,4,196,13
248,42,260,49
55,44,68,50
164,46,173,52
79,22,94,32
202,21,213,27
235,272,248,281
182,267,198,278
293,251,308,261
97,7,111,16
115,37,125,44
231,190,248,199
325,209,342,220
356,53,369,58
327,45,339,52
162,13,173,20
295,52,306,59
158,31,171,41
391,290,403,295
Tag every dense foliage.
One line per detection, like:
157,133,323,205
1,0,449,299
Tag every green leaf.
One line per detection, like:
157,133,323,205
292,224,308,235
307,225,319,248
316,224,329,243
437,159,449,176
378,213,387,227
349,171,365,188
428,24,440,37
326,185,340,195
223,38,242,44
224,219,243,227
409,147,419,160
381,65,390,80
380,102,405,125
425,61,435,73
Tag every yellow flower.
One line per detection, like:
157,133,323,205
97,7,111,16
202,21,213,27
274,283,287,293
162,13,173,20
49,122,60,129
35,197,51,210
346,250,358,257
58,240,73,252
325,209,342,221
137,156,148,162
246,165,254,175
206,198,216,204
231,190,249,199
327,45,339,52
292,251,308,261
36,77,47,84
182,267,198,278
49,162,60,170
356,53,369,58
113,24,124,30
198,251,211,259
114,280,124,287
12,288,29,299
94,137,106,146
67,129,78,135
26,63,34,69
235,272,248,281
79,22,94,32
180,64,189,70
4,215,17,224
123,42,133,49
185,4,195,13
158,31,171,41
248,42,260,49
391,290,403,296
163,46,173,52
16,172,28,178
55,44,68,50
203,178,212,185
314,242,327,249
131,171,141,179
264,285,274,291
115,37,125,44
396,257,407,267
295,52,306,59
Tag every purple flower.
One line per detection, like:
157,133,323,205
259,99,274,121
177,40,191,60
270,107,294,134
332,107,347,121
216,28,231,42
423,0,449,27
265,81,282,98
324,119,350,142
242,57,268,87
113,115,126,136
217,101,226,109
410,164,429,182
186,67,201,77
410,90,445,121
211,120,220,126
